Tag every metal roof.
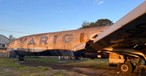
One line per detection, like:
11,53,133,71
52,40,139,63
0,35,10,44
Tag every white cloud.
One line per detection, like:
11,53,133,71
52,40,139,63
96,0,104,5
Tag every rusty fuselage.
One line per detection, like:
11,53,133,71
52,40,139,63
8,26,109,57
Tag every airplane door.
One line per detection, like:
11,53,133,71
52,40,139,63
80,33,87,43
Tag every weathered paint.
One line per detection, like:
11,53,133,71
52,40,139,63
8,26,109,53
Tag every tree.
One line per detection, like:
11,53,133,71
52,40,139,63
81,21,90,28
95,19,113,27
89,22,96,27
9,35,15,42
80,19,113,29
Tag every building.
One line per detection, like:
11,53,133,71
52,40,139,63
0,35,10,57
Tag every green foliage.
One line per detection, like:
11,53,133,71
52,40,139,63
9,35,15,42
80,19,113,29
81,21,90,28
95,19,113,26
0,57,20,68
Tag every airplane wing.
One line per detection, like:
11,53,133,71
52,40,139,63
91,1,146,52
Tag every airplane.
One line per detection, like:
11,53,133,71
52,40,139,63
7,1,146,74
8,26,109,59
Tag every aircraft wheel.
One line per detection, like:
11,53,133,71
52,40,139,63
119,61,133,74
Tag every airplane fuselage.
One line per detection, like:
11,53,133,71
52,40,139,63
8,26,109,57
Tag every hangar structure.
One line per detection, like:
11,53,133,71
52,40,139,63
0,35,10,48
0,35,10,56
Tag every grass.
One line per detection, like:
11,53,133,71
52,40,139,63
0,57,109,76
0,57,19,67
66,59,109,68
25,56,59,64
25,57,109,68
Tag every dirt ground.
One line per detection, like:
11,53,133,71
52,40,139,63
17,58,146,76
1,57,145,76
18,59,119,76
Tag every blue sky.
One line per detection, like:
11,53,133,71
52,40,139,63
0,0,145,38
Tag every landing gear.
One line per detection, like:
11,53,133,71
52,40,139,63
18,56,24,61
118,61,133,74
118,56,146,75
